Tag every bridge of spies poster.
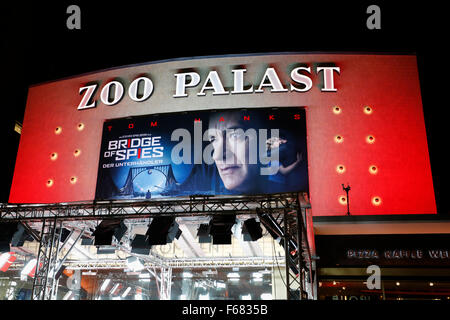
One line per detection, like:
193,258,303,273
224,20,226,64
95,107,308,200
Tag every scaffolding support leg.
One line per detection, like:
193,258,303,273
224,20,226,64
283,210,290,300
31,218,62,300
296,208,303,300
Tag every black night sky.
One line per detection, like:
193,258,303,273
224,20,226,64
1,2,448,216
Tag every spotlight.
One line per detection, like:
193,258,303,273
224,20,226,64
257,212,282,239
242,218,263,241
197,224,211,243
81,237,94,245
11,224,34,247
0,222,33,252
258,211,300,275
93,219,127,246
209,215,236,245
146,217,181,245
96,247,116,255
130,234,151,255
114,220,128,242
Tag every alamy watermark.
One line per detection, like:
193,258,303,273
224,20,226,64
365,265,381,290
170,122,280,175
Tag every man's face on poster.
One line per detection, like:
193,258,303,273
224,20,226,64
208,112,260,192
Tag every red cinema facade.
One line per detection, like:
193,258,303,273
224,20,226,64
9,53,436,216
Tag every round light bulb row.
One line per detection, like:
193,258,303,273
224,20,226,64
48,123,85,187
46,176,78,187
333,105,380,206
338,195,382,206
332,105,373,115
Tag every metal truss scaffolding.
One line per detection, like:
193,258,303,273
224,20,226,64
1,193,314,300
31,218,62,300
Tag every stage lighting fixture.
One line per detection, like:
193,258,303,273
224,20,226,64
93,219,127,246
81,237,94,245
258,212,298,253
257,212,282,239
242,218,263,241
146,217,181,245
10,224,33,247
114,220,128,242
130,234,151,255
258,212,300,275
197,224,211,243
96,247,116,255
209,215,236,245
0,222,33,252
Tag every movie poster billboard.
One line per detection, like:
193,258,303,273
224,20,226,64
95,107,308,200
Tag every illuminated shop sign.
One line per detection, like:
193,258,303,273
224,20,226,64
346,249,449,260
77,66,340,110
316,235,450,267
95,107,308,200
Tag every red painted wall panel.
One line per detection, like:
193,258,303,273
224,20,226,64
9,53,436,216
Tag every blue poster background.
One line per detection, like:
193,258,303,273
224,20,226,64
95,107,308,200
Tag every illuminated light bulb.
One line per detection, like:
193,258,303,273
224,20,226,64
369,165,378,174
336,164,346,174
54,126,62,135
339,195,347,205
77,123,85,131
396,282,400,286
50,152,58,161
73,149,81,157
372,196,382,206
46,179,54,187
334,135,344,143
333,106,342,114
366,135,375,144
429,282,434,287
70,176,77,184
364,106,373,114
